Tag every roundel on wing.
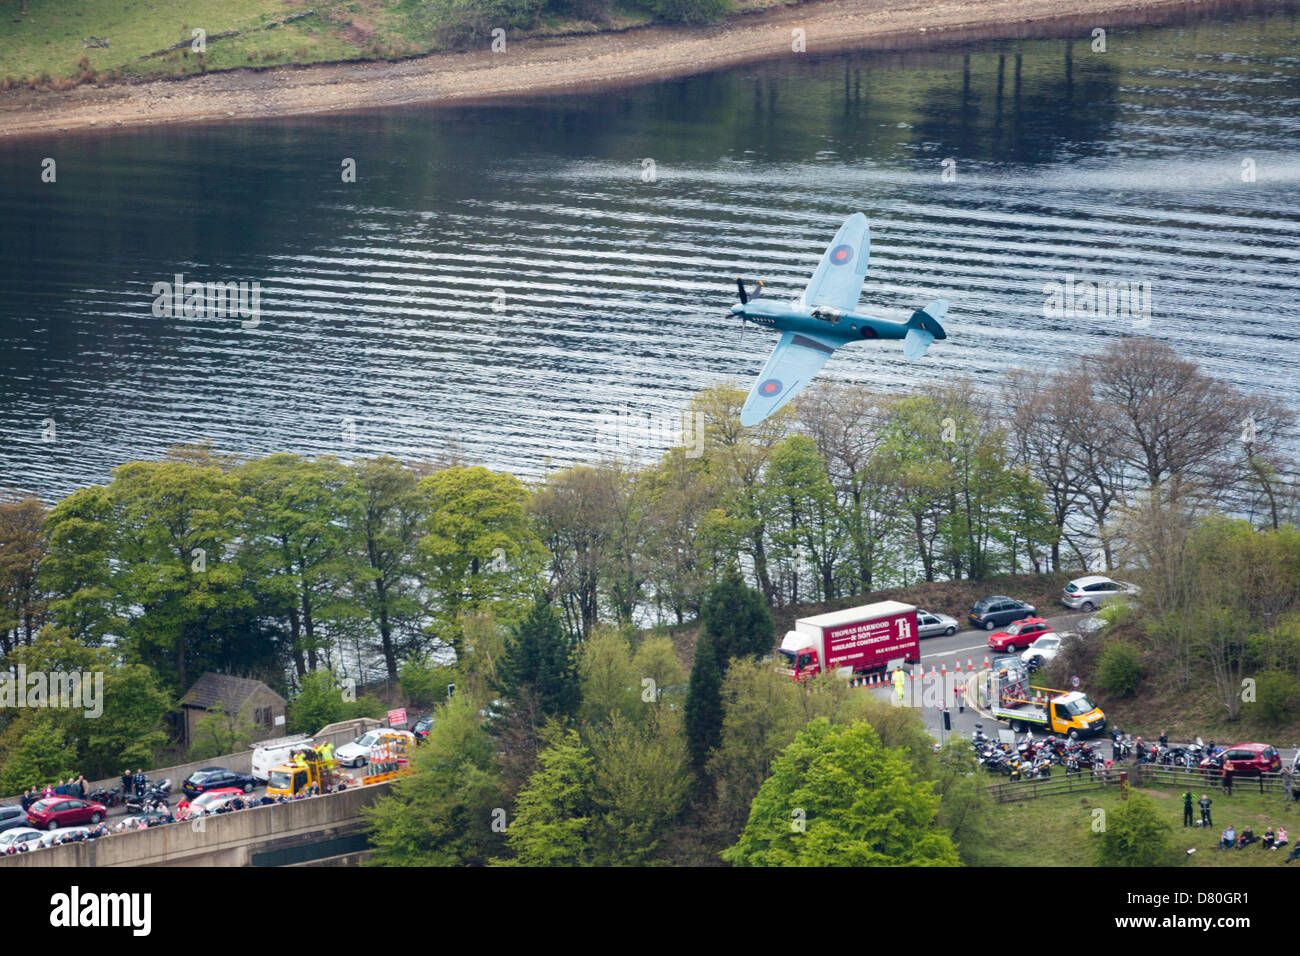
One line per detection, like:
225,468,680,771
829,244,854,266
759,378,783,397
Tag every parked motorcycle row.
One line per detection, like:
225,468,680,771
971,723,1300,780
970,725,1101,781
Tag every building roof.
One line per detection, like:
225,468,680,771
180,673,285,710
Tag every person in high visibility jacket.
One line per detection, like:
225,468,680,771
321,741,334,769
292,751,307,768
893,668,905,702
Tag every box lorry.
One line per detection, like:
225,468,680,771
989,658,1106,737
778,600,920,681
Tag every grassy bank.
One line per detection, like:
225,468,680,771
983,784,1300,866
0,0,793,90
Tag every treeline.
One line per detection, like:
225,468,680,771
1,338,1294,695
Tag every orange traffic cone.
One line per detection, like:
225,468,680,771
968,657,974,671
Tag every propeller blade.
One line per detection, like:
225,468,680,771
751,280,764,300
735,277,748,304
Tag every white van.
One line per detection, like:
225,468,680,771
251,735,315,781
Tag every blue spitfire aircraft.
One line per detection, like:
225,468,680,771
732,212,948,426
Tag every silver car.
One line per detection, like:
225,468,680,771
1061,575,1140,611
917,609,959,638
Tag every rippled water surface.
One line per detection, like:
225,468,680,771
2,4,1299,499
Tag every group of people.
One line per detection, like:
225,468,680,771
19,775,91,810
1185,789,1300,860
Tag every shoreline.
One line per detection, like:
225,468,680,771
0,0,1271,138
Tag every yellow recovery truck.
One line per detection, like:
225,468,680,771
265,746,347,799
990,657,1106,738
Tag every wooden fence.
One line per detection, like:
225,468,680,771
988,762,1299,802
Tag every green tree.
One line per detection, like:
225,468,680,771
0,496,48,652
363,697,505,865
345,457,427,680
496,595,580,720
588,707,690,864
39,484,121,646
699,565,773,663
188,698,258,760
0,712,73,794
723,718,959,866
286,668,347,734
418,466,541,652
1094,792,1176,866
632,634,686,696
684,632,724,772
498,725,595,866
578,624,639,727
237,454,360,679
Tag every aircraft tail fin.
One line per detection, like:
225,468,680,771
903,299,948,361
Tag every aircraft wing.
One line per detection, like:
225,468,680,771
740,330,844,426
800,212,870,314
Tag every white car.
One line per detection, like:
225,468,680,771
1022,634,1063,666
38,826,94,849
336,730,385,768
917,609,960,638
1062,575,1140,611
0,827,44,850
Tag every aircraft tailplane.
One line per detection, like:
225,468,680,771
902,299,948,361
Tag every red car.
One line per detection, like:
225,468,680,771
1200,743,1281,776
987,617,1053,653
27,797,107,831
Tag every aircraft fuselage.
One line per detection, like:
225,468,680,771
729,301,908,343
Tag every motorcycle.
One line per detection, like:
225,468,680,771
125,778,172,814
89,786,121,808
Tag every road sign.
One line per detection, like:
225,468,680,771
387,707,407,728
1071,675,1080,688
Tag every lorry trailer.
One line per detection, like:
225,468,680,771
778,600,920,681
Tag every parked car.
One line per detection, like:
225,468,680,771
969,595,1037,631
1021,633,1066,666
917,610,960,638
412,715,435,743
1061,575,1140,611
1200,743,1281,776
26,797,107,831
181,767,257,799
0,827,44,850
336,729,386,768
0,805,29,833
988,617,1053,653
38,826,95,849
178,787,245,820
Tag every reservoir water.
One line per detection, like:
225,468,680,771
2,3,1298,500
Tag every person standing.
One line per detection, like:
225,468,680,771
1222,766,1234,795
1183,790,1194,827
134,768,146,797
1199,793,1213,827
121,768,132,795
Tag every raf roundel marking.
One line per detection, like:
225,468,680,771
760,378,783,396
829,244,854,266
